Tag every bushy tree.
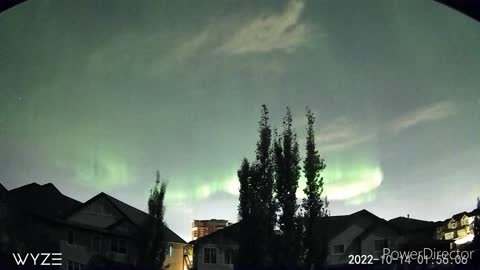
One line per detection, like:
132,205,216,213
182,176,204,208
302,107,327,268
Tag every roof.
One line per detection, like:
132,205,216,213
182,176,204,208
452,212,468,220
437,209,480,225
8,182,81,220
435,0,480,23
190,222,241,245
389,217,437,232
0,183,8,200
468,208,480,216
193,219,229,223
70,192,186,244
0,183,7,193
313,209,383,240
8,183,186,244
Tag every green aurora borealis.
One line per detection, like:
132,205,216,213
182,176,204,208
1,0,480,241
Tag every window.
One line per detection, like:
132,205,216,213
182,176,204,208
374,239,389,251
461,216,470,226
92,235,101,252
0,204,6,219
111,238,127,254
204,247,217,264
332,244,344,254
448,220,457,229
444,232,454,240
167,245,174,257
67,230,74,245
67,260,82,270
224,248,233,264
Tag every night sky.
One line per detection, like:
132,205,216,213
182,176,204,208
1,0,480,242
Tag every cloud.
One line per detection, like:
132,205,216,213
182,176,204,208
315,117,375,153
388,101,456,133
216,0,309,54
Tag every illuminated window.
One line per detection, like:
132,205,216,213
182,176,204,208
445,232,454,240
204,247,217,264
167,245,174,257
332,244,344,254
448,219,457,229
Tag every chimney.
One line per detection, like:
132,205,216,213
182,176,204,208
407,214,410,219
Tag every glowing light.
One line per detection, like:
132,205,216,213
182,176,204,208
296,166,383,202
226,176,240,196
455,234,474,246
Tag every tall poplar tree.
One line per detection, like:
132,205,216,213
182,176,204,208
237,105,275,268
274,107,301,267
302,107,327,269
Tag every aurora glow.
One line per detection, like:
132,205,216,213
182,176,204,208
1,0,480,242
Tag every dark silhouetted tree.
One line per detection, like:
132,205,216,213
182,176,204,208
236,105,275,268
238,158,251,221
273,107,302,267
472,197,480,249
237,158,255,267
302,107,327,269
138,170,168,269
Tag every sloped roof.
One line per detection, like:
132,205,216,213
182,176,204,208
73,192,186,244
468,208,480,217
389,217,436,232
435,0,480,23
313,209,383,240
190,222,241,245
452,211,468,220
8,183,186,244
0,183,8,200
8,182,81,220
0,183,7,193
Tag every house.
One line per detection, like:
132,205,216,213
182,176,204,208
0,182,187,270
189,222,239,270
62,192,188,270
0,183,10,259
192,219,230,241
435,209,480,247
389,216,451,251
311,209,403,265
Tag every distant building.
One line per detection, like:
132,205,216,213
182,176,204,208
192,219,230,240
190,223,239,270
435,209,480,248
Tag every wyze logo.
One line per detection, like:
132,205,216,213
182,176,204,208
12,253,62,266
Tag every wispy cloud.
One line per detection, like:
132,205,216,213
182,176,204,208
216,0,309,54
315,117,375,153
388,101,456,133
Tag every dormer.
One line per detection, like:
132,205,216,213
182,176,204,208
448,218,457,229
461,215,470,226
